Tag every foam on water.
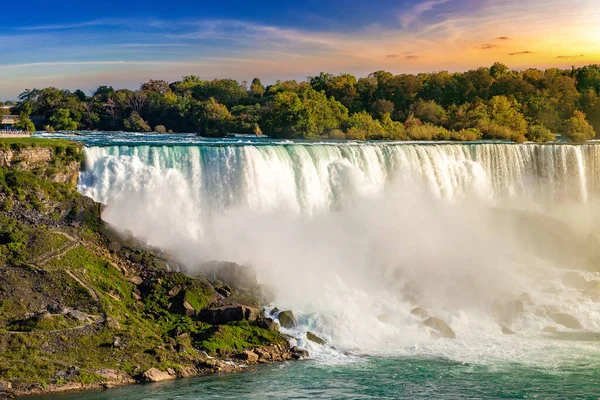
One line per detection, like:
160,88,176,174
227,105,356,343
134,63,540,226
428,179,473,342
75,138,600,367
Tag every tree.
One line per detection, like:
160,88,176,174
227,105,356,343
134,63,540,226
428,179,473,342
14,103,36,132
249,78,265,98
563,110,595,143
412,99,447,126
370,99,395,119
49,108,78,130
527,124,555,142
197,98,232,137
490,62,509,79
123,112,151,132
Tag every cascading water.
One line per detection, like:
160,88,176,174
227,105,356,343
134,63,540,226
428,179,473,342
76,139,600,367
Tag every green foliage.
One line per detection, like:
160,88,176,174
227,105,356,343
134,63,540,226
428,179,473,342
198,321,284,356
527,124,556,142
123,112,151,132
11,63,600,143
564,110,596,143
49,108,78,131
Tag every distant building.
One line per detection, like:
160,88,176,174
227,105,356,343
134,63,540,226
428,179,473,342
1,114,19,126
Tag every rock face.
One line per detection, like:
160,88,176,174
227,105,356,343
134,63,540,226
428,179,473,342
306,331,326,345
204,261,258,289
278,310,297,328
198,305,258,325
550,313,582,329
140,368,175,382
423,317,456,339
411,307,429,318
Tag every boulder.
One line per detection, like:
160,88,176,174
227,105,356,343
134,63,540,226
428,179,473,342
306,331,326,345
259,317,279,332
494,300,525,324
96,369,120,380
278,310,297,328
411,307,429,318
377,314,393,323
140,368,175,382
237,350,259,363
198,305,258,325
270,307,280,316
0,381,11,391
183,300,196,317
423,317,456,339
550,313,582,329
291,346,309,359
502,326,515,335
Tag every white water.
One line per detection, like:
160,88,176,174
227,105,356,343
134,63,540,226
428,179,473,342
79,142,600,365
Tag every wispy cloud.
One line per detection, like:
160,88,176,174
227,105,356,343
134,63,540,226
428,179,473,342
399,0,450,28
118,43,192,48
18,19,126,31
556,54,585,59
497,36,510,40
479,44,498,50
508,50,533,55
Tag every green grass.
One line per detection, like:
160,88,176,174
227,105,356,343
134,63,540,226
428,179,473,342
198,321,284,356
0,137,79,149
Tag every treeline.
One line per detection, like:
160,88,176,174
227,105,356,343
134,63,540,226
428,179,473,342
5,62,600,143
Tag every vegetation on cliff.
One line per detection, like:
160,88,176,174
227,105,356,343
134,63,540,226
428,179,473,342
5,63,600,143
0,138,290,397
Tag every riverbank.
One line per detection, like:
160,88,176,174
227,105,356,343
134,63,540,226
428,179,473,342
0,138,307,398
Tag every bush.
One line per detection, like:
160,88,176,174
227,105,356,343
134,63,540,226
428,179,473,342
563,110,595,143
407,123,449,140
43,125,55,133
345,127,367,140
477,120,526,143
527,124,555,142
451,128,483,141
154,125,167,133
327,129,345,140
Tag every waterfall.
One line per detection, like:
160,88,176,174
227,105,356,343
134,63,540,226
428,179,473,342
80,143,600,214
78,141,600,357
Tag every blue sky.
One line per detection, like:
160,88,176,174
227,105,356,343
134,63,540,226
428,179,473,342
1,0,599,99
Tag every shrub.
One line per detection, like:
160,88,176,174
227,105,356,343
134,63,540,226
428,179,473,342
527,124,555,142
407,123,449,140
327,129,346,140
563,110,595,143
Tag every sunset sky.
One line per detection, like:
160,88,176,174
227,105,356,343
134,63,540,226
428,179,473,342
1,0,599,99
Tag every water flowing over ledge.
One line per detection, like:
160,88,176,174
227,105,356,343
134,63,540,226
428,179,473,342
72,138,600,369
80,142,600,213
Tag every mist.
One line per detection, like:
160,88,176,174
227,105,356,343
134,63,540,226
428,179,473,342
80,142,600,358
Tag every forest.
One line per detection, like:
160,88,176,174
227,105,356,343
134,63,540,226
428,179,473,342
2,63,600,143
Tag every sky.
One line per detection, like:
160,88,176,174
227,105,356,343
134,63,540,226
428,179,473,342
1,0,600,99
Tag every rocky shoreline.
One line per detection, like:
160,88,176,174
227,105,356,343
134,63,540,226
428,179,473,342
4,342,307,398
